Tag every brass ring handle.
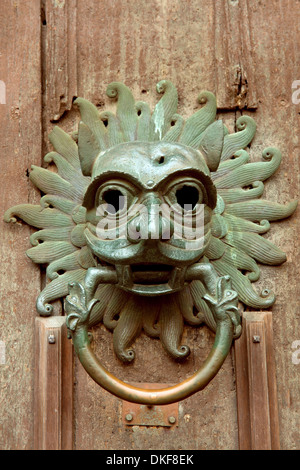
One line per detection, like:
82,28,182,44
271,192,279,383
70,318,233,405
66,266,240,405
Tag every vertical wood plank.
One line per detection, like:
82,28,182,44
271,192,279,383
61,318,74,450
213,0,258,109
34,317,73,450
234,312,280,450
247,320,272,449
0,0,41,450
43,0,78,122
234,318,251,450
263,312,280,451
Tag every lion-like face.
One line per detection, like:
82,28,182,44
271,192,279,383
83,141,217,296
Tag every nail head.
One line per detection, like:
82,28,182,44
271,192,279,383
48,334,56,344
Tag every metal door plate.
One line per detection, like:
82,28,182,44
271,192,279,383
122,383,178,427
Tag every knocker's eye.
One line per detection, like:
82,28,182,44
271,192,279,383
96,182,137,216
175,185,201,210
164,179,205,212
102,189,125,214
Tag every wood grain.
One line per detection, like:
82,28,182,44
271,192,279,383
0,0,41,450
42,0,78,123
235,312,280,450
213,0,258,109
34,317,73,450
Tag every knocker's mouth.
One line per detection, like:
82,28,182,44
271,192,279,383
131,263,173,280
115,262,185,296
97,262,208,296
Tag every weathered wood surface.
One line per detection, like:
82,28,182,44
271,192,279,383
0,0,299,450
34,317,73,450
235,312,280,450
42,0,78,123
0,0,41,450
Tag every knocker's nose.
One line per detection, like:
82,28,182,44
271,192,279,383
127,194,173,243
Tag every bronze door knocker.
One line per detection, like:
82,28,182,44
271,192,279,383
4,81,297,404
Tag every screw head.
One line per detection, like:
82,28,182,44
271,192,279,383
125,413,133,422
253,335,261,343
168,416,176,424
48,334,56,344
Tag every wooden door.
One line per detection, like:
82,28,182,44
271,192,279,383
1,0,299,451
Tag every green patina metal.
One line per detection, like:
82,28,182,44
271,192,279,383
4,81,297,403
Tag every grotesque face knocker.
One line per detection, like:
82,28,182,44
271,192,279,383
5,81,297,404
